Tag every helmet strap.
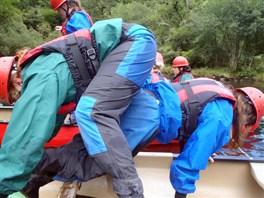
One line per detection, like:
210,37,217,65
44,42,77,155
59,2,70,18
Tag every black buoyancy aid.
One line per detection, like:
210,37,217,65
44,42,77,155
20,29,100,101
170,78,236,141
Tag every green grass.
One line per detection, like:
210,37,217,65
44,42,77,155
192,67,230,78
163,66,263,82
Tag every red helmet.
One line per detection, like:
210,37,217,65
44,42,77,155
235,87,264,131
0,56,17,105
50,0,67,10
172,56,189,67
155,52,164,69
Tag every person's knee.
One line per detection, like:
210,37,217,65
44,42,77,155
75,96,95,122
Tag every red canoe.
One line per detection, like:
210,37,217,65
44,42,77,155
0,121,180,153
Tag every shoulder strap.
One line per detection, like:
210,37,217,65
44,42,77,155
180,81,202,140
66,33,92,89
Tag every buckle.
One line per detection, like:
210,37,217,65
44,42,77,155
86,48,96,60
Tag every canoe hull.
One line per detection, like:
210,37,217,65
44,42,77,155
39,152,264,198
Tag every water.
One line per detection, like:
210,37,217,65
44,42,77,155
215,80,264,162
215,118,264,161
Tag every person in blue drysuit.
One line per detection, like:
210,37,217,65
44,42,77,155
21,78,264,198
144,79,264,198
50,0,93,35
0,18,157,198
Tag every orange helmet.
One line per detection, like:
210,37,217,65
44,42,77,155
50,0,67,10
172,56,189,67
0,56,17,105
235,87,264,131
155,52,164,69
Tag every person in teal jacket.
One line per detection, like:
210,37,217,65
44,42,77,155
0,18,157,198
172,56,194,83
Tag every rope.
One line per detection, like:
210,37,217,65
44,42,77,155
230,130,253,160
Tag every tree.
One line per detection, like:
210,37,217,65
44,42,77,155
177,0,264,74
0,0,20,25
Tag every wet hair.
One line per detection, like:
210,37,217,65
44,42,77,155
68,0,82,11
174,66,192,79
181,66,192,72
8,73,21,103
8,47,30,104
16,47,31,71
232,91,257,148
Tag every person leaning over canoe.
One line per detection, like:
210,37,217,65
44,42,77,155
14,78,264,197
0,18,157,198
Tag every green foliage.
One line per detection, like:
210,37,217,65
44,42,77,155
235,54,264,78
0,15,44,56
0,0,20,27
41,8,62,31
192,67,230,78
181,0,264,72
109,2,155,28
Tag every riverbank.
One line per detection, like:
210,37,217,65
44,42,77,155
192,67,264,83
163,66,264,83
162,66,264,91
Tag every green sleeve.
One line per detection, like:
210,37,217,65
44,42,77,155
179,74,194,82
0,52,75,194
90,18,123,62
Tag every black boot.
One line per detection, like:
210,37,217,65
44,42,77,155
22,174,53,198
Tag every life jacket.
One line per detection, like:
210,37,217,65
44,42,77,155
20,29,100,102
61,11,94,36
173,71,193,82
150,72,169,83
170,78,236,141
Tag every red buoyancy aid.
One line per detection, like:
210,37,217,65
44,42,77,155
151,72,170,83
170,78,236,141
21,29,100,102
61,11,94,36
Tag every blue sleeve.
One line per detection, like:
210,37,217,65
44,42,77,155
170,99,233,194
143,82,182,144
66,11,93,34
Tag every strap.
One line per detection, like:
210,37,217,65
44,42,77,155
66,33,92,89
84,43,98,76
85,37,100,76
180,82,202,140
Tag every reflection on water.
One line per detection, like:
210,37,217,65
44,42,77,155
216,118,264,161
220,79,264,92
